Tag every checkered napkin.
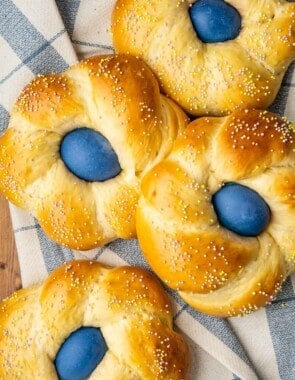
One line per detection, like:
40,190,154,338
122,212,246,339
0,1,295,379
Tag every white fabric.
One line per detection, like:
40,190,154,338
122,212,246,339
1,1,294,379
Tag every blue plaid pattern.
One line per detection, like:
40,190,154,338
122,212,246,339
0,1,294,379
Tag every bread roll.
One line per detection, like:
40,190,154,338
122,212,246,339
0,260,189,379
136,109,295,316
112,0,295,116
0,54,188,250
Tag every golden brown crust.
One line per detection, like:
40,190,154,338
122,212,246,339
0,54,189,250
0,260,189,379
15,74,84,128
112,0,295,116
136,109,295,316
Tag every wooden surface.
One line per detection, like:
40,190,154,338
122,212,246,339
0,194,21,300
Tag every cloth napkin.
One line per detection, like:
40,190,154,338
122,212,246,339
0,1,294,379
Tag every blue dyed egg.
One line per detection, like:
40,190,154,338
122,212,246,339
189,0,241,43
212,183,271,236
55,327,107,380
60,127,121,182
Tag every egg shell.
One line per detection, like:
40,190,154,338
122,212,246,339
60,127,121,182
212,182,271,236
54,326,107,380
189,0,241,43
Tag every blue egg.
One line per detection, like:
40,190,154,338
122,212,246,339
189,0,241,43
60,127,121,182
212,183,271,237
54,327,107,380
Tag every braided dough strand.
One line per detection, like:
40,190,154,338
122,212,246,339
0,261,189,379
112,0,295,116
136,109,295,316
0,55,188,250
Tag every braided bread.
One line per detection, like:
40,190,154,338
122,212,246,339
0,54,188,250
112,0,295,116
0,260,189,379
136,109,295,317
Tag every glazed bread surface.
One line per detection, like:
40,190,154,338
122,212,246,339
112,0,295,116
136,109,295,317
0,54,188,250
0,260,189,379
